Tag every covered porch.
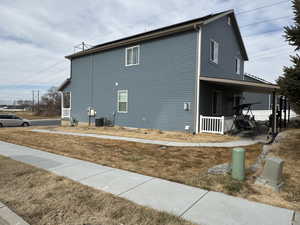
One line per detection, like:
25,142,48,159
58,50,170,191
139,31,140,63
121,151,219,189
197,76,279,134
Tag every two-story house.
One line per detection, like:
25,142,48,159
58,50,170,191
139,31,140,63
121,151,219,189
58,10,279,134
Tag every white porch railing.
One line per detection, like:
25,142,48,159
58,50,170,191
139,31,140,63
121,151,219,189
199,115,225,134
62,108,71,119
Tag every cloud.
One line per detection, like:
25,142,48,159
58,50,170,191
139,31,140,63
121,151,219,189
0,0,295,101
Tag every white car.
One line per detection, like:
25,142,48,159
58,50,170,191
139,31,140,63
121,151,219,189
0,114,31,127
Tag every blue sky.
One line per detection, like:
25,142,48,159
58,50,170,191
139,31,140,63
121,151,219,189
0,0,295,103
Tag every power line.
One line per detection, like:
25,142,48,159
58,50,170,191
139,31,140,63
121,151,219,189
250,45,289,58
35,60,65,74
21,61,68,84
237,0,289,15
240,16,292,28
244,27,284,38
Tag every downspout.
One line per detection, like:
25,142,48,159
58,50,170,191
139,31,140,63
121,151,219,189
194,24,202,133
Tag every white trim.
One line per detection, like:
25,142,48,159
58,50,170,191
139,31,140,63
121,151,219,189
70,91,72,113
268,94,271,110
125,45,140,67
117,90,128,113
60,91,63,118
199,115,224,134
195,27,202,133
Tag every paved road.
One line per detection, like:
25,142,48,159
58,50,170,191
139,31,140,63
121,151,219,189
0,141,295,225
32,129,266,147
30,119,60,126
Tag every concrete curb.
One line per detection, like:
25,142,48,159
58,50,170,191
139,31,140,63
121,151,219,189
31,129,266,147
0,202,29,225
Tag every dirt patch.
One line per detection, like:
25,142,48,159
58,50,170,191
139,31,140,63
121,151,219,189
0,156,194,225
48,125,240,143
0,127,298,211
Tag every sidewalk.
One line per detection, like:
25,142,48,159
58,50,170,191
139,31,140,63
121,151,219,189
0,202,29,225
32,129,265,147
0,141,294,225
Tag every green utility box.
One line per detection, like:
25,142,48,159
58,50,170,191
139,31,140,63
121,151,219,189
231,148,245,181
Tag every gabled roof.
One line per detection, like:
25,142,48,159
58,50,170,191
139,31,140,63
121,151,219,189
244,73,272,84
66,10,248,60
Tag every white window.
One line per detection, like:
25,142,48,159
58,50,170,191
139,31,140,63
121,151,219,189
117,90,128,113
235,57,241,74
125,46,139,66
228,16,231,25
210,40,219,64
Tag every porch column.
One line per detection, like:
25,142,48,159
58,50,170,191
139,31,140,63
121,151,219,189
60,91,64,119
271,91,277,136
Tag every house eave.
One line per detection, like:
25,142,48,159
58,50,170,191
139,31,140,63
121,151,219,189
65,10,237,60
65,22,203,60
199,76,279,93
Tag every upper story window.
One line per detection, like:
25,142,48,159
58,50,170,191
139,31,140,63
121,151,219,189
210,40,219,64
228,16,232,25
235,57,241,74
117,90,128,113
125,45,139,66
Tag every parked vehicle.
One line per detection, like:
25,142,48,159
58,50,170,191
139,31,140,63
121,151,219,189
0,114,31,127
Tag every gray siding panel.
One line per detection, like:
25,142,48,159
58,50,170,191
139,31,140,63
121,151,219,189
201,16,245,80
68,31,197,131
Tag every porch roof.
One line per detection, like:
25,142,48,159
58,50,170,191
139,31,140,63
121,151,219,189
199,76,279,93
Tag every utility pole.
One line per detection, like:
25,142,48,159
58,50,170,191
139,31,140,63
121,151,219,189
32,90,35,112
73,42,92,53
38,90,40,113
37,90,40,113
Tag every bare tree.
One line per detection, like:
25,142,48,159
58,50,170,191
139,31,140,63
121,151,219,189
36,87,61,116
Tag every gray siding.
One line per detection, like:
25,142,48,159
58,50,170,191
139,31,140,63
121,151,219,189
68,31,198,131
201,16,245,80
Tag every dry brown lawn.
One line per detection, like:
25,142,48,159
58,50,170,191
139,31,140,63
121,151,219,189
50,125,240,143
0,111,59,120
0,127,299,211
0,155,194,225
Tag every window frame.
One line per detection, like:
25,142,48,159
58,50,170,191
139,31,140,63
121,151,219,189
228,16,232,25
235,57,241,74
210,39,219,64
117,90,128,113
125,45,140,67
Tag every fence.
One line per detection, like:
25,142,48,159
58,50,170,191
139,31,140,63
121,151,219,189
199,115,225,134
62,108,71,118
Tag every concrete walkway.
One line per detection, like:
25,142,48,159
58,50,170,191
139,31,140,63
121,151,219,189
0,202,29,225
0,141,295,225
31,129,265,147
